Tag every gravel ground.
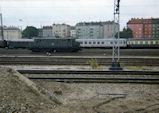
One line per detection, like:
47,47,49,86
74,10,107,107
34,80,159,113
0,65,159,71
1,66,159,113
0,67,61,113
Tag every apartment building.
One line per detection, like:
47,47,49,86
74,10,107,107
52,24,70,38
70,26,76,38
42,26,53,37
75,21,118,39
0,26,22,40
127,18,159,39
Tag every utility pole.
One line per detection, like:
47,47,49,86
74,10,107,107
109,0,123,70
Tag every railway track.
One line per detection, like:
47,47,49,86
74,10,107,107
27,76,159,84
0,56,159,66
18,70,159,84
1,48,159,56
18,70,159,75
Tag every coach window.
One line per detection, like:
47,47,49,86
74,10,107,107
93,42,96,44
89,42,91,44
97,42,100,44
85,42,87,44
102,42,104,44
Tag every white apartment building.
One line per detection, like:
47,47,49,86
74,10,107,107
52,24,70,38
70,27,76,38
76,21,119,39
42,26,53,37
0,26,22,40
103,22,119,38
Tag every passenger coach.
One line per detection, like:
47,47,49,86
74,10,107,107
127,38,159,48
76,38,127,48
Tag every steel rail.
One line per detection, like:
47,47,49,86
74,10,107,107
0,57,158,66
18,70,159,75
27,76,159,84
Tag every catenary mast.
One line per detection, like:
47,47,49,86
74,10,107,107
109,0,122,70
0,13,4,41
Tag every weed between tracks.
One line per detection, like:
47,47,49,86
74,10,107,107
126,66,143,71
86,59,103,70
120,62,144,71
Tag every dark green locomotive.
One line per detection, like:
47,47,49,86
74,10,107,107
0,40,7,48
0,38,80,52
7,39,34,49
31,38,80,52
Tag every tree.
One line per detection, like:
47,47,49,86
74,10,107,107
22,26,38,38
116,28,133,38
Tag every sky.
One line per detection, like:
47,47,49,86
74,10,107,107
0,0,158,30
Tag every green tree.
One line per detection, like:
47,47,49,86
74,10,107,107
22,26,38,38
116,28,133,38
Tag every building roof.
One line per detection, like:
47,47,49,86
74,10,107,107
52,24,70,27
76,21,116,26
43,26,52,29
3,26,20,30
152,18,159,24
127,18,159,24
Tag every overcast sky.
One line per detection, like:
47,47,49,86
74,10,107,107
0,0,158,30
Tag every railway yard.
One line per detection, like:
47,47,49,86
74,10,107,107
0,48,159,113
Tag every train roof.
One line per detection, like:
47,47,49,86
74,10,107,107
76,38,127,41
34,37,76,40
6,39,34,42
128,38,159,41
